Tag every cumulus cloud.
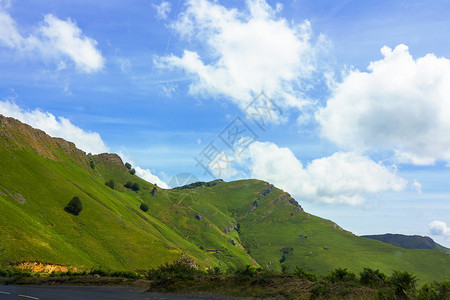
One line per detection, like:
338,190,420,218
135,166,170,189
155,0,327,111
154,1,171,20
118,152,169,189
429,221,450,238
0,99,109,154
317,44,450,165
0,5,104,73
38,14,104,72
241,141,407,205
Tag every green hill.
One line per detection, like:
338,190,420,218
0,114,449,283
361,234,450,254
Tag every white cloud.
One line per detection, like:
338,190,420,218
429,221,450,238
317,44,450,165
154,1,171,20
0,5,104,73
0,99,109,154
135,166,170,189
242,141,407,205
38,14,104,73
155,0,327,111
118,152,169,189
0,9,21,48
412,180,422,194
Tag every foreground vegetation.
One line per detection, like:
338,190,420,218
1,261,448,299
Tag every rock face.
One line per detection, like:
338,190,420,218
223,221,237,234
0,115,127,171
0,114,86,162
95,153,126,168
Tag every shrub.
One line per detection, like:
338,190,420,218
140,203,149,212
105,180,115,189
310,282,330,298
417,281,449,300
131,182,140,191
389,270,417,298
124,181,133,189
294,266,318,281
326,268,356,283
89,268,108,277
359,268,386,287
234,265,262,281
89,159,95,169
65,196,83,215
125,162,132,170
130,168,136,175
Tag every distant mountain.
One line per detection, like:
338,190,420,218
361,234,450,253
1,114,449,283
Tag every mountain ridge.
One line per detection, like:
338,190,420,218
361,233,450,253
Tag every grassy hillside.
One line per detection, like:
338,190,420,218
0,114,449,283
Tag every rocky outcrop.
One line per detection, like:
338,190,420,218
223,221,237,234
95,153,126,168
258,184,274,197
0,114,86,161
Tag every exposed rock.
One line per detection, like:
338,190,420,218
249,199,259,212
0,185,26,204
0,114,86,162
258,184,274,197
95,153,126,168
288,197,303,212
272,193,290,205
223,221,237,234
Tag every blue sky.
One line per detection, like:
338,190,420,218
1,0,450,247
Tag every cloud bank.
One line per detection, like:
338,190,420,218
0,5,104,73
242,141,407,205
155,0,327,111
0,99,109,154
317,45,450,165
135,166,170,189
429,221,450,238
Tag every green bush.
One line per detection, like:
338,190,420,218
326,267,356,283
140,203,149,212
360,268,386,287
125,162,132,170
130,168,136,175
89,160,95,169
65,196,83,215
105,180,115,189
131,182,140,191
124,181,132,189
310,282,331,298
417,280,449,300
389,270,417,298
294,266,318,281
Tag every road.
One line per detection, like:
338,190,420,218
0,285,236,300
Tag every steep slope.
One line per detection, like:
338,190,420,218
0,114,449,283
361,234,450,254
0,115,233,270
